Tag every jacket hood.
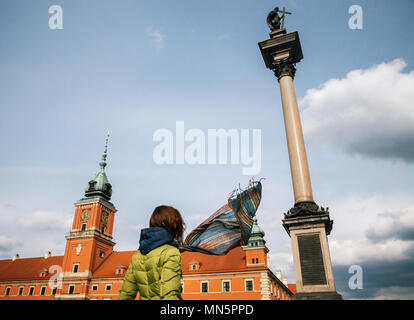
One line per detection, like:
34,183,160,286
139,227,178,255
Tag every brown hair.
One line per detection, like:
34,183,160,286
149,205,186,244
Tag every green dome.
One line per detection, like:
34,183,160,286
247,215,266,247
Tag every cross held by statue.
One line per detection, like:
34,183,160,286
280,7,292,29
267,6,292,31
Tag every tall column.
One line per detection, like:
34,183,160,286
277,65,313,203
258,7,342,300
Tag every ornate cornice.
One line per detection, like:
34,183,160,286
282,201,333,236
65,228,115,247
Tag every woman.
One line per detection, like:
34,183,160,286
118,205,185,300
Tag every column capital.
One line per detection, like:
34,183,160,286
274,60,296,81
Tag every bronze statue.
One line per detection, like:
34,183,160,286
266,7,292,31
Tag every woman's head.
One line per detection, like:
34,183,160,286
150,205,186,244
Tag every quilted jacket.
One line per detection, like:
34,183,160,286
118,227,182,300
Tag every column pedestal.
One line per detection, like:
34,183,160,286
283,202,342,300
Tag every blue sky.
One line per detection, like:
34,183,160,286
1,0,414,299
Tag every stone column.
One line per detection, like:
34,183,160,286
276,63,313,203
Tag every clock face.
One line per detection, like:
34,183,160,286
101,211,109,224
81,209,91,221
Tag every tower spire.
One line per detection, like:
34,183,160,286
83,133,113,201
99,133,110,171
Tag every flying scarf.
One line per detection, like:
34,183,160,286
182,180,262,255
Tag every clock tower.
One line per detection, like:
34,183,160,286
56,136,117,299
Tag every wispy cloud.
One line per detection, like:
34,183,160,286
146,26,166,53
16,210,72,232
0,235,22,252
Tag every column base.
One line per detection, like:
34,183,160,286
283,201,340,298
292,291,343,300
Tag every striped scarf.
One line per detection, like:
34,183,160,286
182,181,262,255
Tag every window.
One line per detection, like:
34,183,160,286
29,287,34,296
68,285,75,295
5,287,11,296
245,280,254,292
201,281,208,293
73,263,79,273
191,265,196,270
18,286,24,296
99,251,105,258
105,284,112,291
52,287,57,295
40,286,46,296
116,267,125,274
92,285,98,291
255,258,259,264
88,181,96,190
222,280,230,293
101,226,105,234
81,223,86,231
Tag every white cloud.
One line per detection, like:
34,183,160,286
146,26,166,52
329,193,414,241
301,59,414,162
15,210,72,231
366,205,414,240
329,199,414,266
0,235,22,251
370,286,414,300
330,238,414,266
268,251,294,283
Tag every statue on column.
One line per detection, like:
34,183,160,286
266,7,292,31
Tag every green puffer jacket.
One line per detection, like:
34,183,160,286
118,228,182,300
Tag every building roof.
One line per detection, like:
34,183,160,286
0,255,63,282
181,246,266,274
92,250,135,278
288,284,297,294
